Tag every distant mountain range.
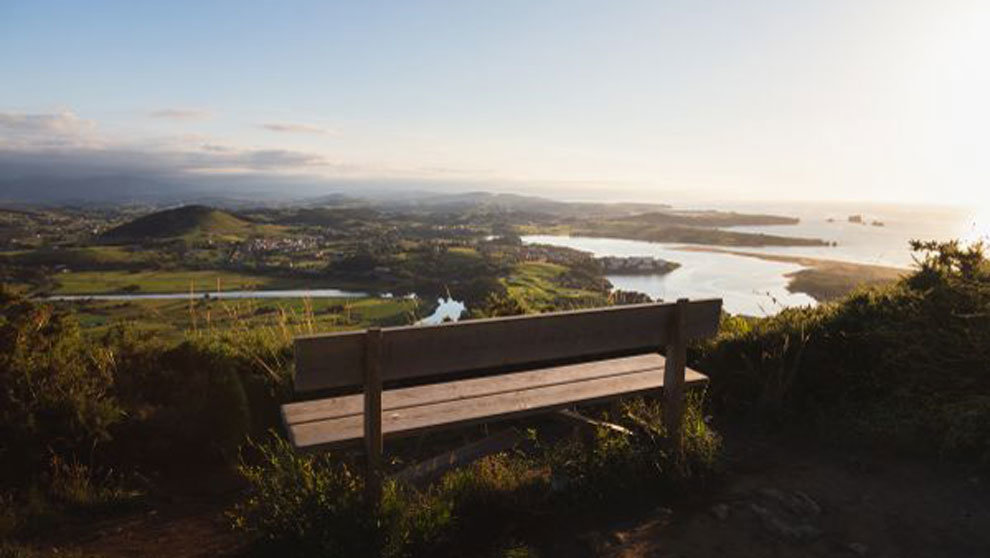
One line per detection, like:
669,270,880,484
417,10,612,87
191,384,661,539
96,192,808,249
0,166,674,216
354,191,672,218
0,172,335,206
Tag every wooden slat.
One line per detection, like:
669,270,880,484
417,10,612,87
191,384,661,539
392,428,524,487
555,409,633,436
284,354,672,426
293,330,365,392
286,359,708,450
293,299,722,392
379,299,720,383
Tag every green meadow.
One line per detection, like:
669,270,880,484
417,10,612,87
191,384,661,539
60,295,426,339
51,270,322,295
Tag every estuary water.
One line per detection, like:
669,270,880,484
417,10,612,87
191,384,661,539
522,235,817,316
679,201,985,268
521,201,985,316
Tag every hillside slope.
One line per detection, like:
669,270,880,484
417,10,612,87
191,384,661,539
101,205,256,240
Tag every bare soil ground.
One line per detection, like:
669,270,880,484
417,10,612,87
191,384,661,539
31,426,990,558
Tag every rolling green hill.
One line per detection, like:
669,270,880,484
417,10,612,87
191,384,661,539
101,205,259,241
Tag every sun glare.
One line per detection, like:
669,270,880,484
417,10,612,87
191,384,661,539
968,206,990,244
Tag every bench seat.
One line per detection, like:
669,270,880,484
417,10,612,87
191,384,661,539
283,353,708,451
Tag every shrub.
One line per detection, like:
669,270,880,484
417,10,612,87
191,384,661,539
698,240,990,464
230,436,379,556
0,288,122,485
231,396,720,556
0,287,298,536
547,395,720,508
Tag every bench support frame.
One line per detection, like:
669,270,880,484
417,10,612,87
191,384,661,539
364,327,384,508
662,298,689,447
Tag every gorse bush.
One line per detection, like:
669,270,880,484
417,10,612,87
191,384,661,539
0,288,121,485
699,240,990,464
0,288,301,535
230,436,377,555
104,328,288,462
231,396,720,557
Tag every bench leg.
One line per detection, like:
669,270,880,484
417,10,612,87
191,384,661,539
662,298,688,448
364,328,384,509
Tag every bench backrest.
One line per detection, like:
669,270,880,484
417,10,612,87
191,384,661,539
293,299,722,393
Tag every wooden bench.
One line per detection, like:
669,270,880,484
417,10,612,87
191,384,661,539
282,297,722,502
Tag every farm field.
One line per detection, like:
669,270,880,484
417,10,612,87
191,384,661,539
59,295,425,338
50,269,320,295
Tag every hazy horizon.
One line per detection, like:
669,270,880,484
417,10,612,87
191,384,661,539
2,1,989,209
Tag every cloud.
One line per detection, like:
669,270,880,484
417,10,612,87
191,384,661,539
0,145,377,203
150,108,212,120
0,143,327,176
0,110,96,143
261,122,328,134
177,147,327,171
0,108,491,203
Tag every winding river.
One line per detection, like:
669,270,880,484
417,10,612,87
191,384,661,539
46,290,466,325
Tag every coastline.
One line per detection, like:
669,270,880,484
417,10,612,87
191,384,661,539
673,246,908,301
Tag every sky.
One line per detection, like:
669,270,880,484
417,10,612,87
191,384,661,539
1,0,989,206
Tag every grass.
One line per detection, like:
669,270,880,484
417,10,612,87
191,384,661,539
503,262,605,312
230,395,720,557
699,240,990,465
56,295,425,339
100,205,285,242
447,246,482,258
2,245,158,270
50,270,318,295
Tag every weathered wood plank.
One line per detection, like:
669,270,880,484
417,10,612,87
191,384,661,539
293,330,365,392
555,409,633,436
293,299,722,392
392,428,524,487
288,363,708,450
380,299,720,383
284,354,676,426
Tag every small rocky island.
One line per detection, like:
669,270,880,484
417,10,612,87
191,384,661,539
847,214,885,227
598,256,680,275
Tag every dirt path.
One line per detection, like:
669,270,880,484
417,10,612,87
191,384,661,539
552,429,990,558
35,496,244,558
